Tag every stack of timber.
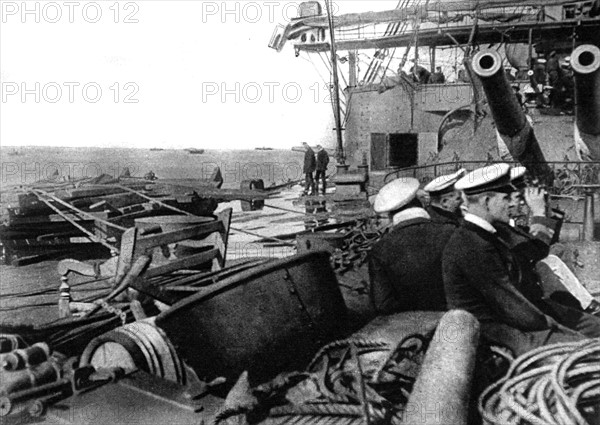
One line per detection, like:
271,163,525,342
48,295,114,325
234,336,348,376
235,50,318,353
0,168,227,265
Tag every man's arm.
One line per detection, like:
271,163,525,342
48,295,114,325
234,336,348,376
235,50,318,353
524,187,562,245
368,254,401,314
462,244,556,331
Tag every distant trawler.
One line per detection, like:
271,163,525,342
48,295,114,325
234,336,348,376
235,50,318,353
255,147,274,151
186,148,205,154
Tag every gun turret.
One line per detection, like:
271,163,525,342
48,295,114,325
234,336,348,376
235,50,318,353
571,44,600,161
472,49,553,184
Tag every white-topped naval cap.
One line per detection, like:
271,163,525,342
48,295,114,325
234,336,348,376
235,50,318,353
455,163,513,195
374,178,420,214
510,166,528,189
423,168,466,195
510,166,527,180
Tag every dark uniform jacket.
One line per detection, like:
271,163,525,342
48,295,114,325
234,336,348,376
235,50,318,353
494,216,561,303
442,220,599,355
303,147,316,174
442,221,552,331
316,150,329,171
368,216,456,314
426,205,461,227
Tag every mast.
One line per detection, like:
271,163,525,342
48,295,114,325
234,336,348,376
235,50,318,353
324,0,345,166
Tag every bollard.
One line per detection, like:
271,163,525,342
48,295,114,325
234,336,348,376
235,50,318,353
402,310,480,425
580,185,599,241
58,278,72,319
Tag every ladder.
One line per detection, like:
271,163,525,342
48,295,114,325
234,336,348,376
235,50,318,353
360,0,422,86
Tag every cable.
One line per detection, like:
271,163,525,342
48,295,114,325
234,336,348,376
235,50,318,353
479,339,600,424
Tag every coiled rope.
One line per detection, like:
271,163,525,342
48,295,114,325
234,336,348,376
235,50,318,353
479,339,600,425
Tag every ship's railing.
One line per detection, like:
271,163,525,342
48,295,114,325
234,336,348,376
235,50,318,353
383,160,600,196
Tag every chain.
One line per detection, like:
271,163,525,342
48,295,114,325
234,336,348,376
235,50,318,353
99,299,127,325
330,219,390,275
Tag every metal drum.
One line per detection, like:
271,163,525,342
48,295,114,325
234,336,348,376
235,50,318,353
155,251,348,385
80,319,187,385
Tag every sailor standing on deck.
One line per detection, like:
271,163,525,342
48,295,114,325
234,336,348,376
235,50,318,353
315,145,329,195
302,142,316,196
423,168,466,226
368,178,456,314
442,164,600,356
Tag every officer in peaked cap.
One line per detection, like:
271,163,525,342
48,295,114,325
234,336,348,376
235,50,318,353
455,163,514,196
368,178,456,314
373,177,421,217
423,168,466,226
443,164,600,356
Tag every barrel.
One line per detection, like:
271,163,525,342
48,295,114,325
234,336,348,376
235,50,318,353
80,319,186,385
296,232,346,254
155,251,348,386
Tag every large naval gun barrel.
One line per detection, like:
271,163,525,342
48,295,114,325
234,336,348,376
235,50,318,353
472,49,553,183
571,44,600,161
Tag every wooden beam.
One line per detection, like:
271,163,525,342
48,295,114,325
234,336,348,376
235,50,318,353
134,222,224,256
144,249,220,278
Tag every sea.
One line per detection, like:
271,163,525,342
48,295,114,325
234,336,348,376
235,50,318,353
1,146,311,192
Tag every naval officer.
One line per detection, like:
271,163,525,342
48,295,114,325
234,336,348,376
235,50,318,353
423,168,466,226
368,178,455,314
442,164,600,355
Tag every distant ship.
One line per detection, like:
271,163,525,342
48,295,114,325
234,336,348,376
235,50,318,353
149,148,165,151
186,148,205,154
255,147,274,151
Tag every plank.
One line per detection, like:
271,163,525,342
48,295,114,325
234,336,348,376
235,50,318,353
143,248,220,278
133,222,224,256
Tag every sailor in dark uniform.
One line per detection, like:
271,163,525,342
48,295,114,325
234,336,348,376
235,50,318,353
368,178,455,314
302,142,316,196
442,164,600,356
423,168,466,226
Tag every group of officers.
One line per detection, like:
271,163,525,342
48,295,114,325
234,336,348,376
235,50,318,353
368,164,600,356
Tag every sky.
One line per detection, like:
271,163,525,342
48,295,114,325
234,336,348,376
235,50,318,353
0,0,399,150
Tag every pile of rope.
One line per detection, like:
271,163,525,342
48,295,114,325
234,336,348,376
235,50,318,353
212,335,430,425
479,339,600,425
330,220,389,275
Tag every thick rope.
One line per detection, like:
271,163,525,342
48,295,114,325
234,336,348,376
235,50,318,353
479,339,600,425
307,339,390,372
